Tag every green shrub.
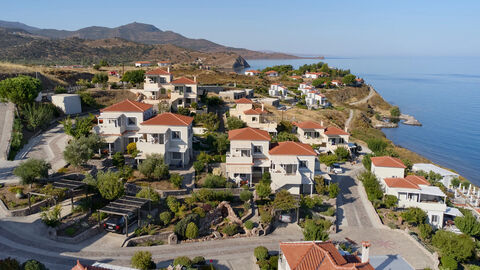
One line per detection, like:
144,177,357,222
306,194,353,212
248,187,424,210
193,206,206,218
222,223,238,236
240,190,253,202
112,152,125,167
65,227,77,236
254,246,269,261
166,196,180,213
159,211,172,226
0,257,21,270
203,174,226,188
328,183,340,198
138,154,169,180
127,142,137,155
244,220,254,230
334,147,350,161
302,218,331,241
401,207,427,225
440,256,457,270
192,256,206,265
131,251,155,270
173,256,192,267
185,222,199,239
260,209,273,225
432,230,475,262
169,173,183,189
136,186,160,203
40,204,62,227
358,171,383,202
174,214,199,239
13,158,50,186
383,195,398,209
22,260,48,270
419,223,433,240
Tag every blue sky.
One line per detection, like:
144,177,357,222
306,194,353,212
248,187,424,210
2,0,479,57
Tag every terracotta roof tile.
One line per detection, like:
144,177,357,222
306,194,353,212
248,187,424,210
235,98,253,104
324,126,350,136
228,127,271,141
171,77,197,84
145,68,171,75
384,178,419,189
245,70,260,73
141,112,193,126
269,141,317,156
293,121,325,129
406,175,431,186
265,70,278,74
100,99,153,113
243,108,266,115
371,156,406,168
135,61,150,64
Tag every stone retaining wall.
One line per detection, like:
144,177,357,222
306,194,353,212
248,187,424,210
47,224,102,244
0,198,50,217
124,231,175,247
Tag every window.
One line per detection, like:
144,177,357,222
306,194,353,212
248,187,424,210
127,117,136,126
186,86,192,93
281,164,297,175
241,150,250,157
252,117,257,122
159,77,166,83
152,134,164,144
299,160,308,168
431,215,439,223
172,131,181,140
172,152,182,160
253,146,262,153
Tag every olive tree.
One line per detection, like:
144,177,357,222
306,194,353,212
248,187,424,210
0,75,42,105
13,158,51,186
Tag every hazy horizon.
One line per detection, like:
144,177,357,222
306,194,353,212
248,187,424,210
2,0,480,57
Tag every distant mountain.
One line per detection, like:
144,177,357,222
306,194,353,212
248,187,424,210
0,30,249,69
0,20,308,59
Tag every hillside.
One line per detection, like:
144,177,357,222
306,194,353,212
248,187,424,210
0,31,249,69
0,20,308,59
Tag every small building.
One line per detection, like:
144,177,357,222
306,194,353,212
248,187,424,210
305,90,328,109
293,122,349,153
265,70,279,77
371,156,406,184
143,68,173,100
304,72,329,79
269,84,288,98
244,70,261,76
134,61,151,67
261,97,280,107
229,98,277,134
331,80,343,87
219,89,253,100
412,163,460,188
157,61,170,67
51,94,82,115
289,75,302,80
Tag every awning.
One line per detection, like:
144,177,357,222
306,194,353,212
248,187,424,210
445,207,463,217
419,185,446,197
104,136,119,144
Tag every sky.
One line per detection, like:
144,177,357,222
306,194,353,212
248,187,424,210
2,0,480,57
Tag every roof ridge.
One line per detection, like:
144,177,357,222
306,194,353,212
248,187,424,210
170,112,188,125
126,99,143,111
291,244,316,270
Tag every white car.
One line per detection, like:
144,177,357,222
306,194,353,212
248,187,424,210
332,163,343,174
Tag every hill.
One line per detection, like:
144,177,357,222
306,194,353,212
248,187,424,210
0,20,307,59
0,31,249,69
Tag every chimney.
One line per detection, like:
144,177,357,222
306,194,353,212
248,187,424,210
320,120,324,127
194,76,197,82
361,241,370,263
167,67,170,73
345,126,348,133
261,104,264,111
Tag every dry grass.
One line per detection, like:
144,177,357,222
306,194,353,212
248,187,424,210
86,89,137,107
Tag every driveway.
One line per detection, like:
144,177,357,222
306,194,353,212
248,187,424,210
330,162,436,269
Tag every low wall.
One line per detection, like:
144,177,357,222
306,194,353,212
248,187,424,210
0,198,51,217
192,188,254,196
124,231,174,247
124,183,189,198
47,224,102,244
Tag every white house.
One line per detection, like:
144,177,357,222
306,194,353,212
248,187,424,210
331,80,343,87
412,163,460,188
305,90,328,109
229,98,277,134
244,70,261,76
304,72,329,79
323,126,350,152
371,156,406,184
143,68,173,100
298,83,314,95
170,77,198,109
136,112,193,167
93,99,155,153
51,94,82,115
157,61,170,67
135,61,151,67
265,70,279,77
219,89,254,100
226,127,271,186
269,141,318,195
384,175,452,228
293,122,349,153
269,84,288,98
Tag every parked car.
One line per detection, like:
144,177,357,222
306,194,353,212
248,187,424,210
103,213,136,234
332,163,343,174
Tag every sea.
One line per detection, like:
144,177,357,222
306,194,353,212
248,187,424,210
241,57,480,186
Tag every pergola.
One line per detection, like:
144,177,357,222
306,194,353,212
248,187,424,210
97,195,151,237
27,178,86,213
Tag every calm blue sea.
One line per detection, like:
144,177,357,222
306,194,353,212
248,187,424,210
243,57,480,185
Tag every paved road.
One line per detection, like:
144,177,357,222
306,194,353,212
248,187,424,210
350,86,374,106
0,102,14,160
331,162,436,269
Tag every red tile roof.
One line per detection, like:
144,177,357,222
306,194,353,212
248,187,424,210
135,61,151,64
269,141,317,156
371,156,406,168
158,61,170,63
145,68,171,75
265,70,278,74
384,178,419,189
235,98,253,104
100,99,153,113
243,108,266,115
324,126,350,136
141,112,193,126
228,127,271,141
280,242,374,270
293,121,325,129
171,77,197,84
406,175,431,186
72,260,109,270
246,70,260,73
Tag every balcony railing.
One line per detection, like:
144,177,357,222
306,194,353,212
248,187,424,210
226,152,253,164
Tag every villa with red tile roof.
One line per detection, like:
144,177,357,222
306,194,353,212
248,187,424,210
134,61,151,67
293,121,350,153
278,241,374,270
229,98,277,134
244,69,261,76
304,72,329,79
269,83,288,98
93,99,155,153
370,156,406,182
143,68,173,100
265,70,279,77
331,80,343,87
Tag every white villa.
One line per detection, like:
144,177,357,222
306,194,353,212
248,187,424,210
135,61,151,67
293,121,350,153
157,61,170,67
298,83,314,95
244,70,261,76
371,156,406,184
331,80,343,87
229,98,277,134
265,70,279,77
226,127,271,186
143,68,173,100
93,99,155,153
269,84,288,98
304,72,329,79
305,90,328,108
269,141,318,195
136,112,193,167
170,77,198,109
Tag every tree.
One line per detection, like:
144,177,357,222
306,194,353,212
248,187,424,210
96,170,124,200
240,190,253,202
261,172,272,185
400,207,427,225
390,106,401,118
440,256,457,270
366,138,388,154
303,219,330,241
166,196,181,213
358,171,383,202
185,222,199,239
226,117,246,130
342,74,356,85
312,78,325,88
274,132,299,142
136,186,160,203
383,195,398,209
203,174,226,188
112,152,125,167
319,63,330,73
212,133,229,154
159,211,172,225
22,259,48,270
432,230,475,262
451,178,460,188
314,176,328,195
319,154,338,167
169,173,183,188
0,257,21,270
255,183,271,200
13,159,50,186
193,161,205,175
194,113,219,132
328,183,340,198
334,147,349,161
63,135,101,167
61,114,95,139
174,213,199,239
454,211,480,237
173,256,192,267
92,73,108,84
138,154,169,180
254,246,269,261
273,189,298,211
131,251,155,270
0,75,42,105
121,70,145,84
21,103,55,131
362,154,372,170
277,121,294,133
99,59,109,67
419,223,433,240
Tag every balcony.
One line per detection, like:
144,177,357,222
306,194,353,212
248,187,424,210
399,200,447,212
136,140,166,155
226,152,253,164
